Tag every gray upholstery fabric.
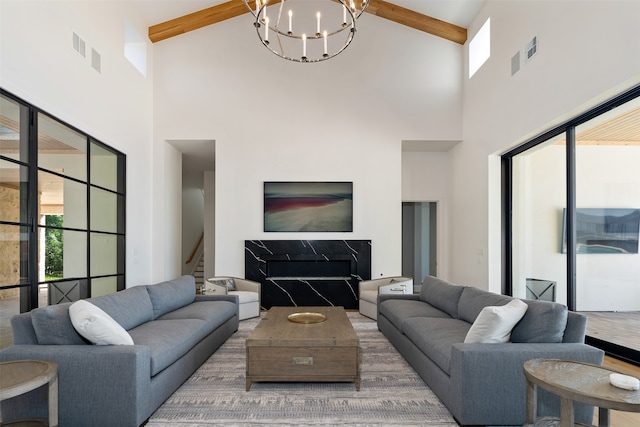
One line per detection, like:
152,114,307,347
419,276,465,318
378,298,451,331
457,285,513,323
157,300,237,324
146,275,196,319
88,285,154,330
128,319,209,376
10,312,38,345
511,300,568,343
563,311,588,343
30,303,87,345
401,317,470,375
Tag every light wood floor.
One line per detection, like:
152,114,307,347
582,311,640,353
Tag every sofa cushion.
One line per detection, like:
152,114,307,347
146,275,196,319
457,286,514,324
511,300,568,343
69,300,134,345
379,299,452,331
402,317,470,375
157,300,237,323
87,285,154,330
464,299,528,343
128,318,211,376
30,303,87,345
420,276,465,318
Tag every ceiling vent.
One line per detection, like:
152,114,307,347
91,48,101,73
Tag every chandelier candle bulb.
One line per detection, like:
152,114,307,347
264,16,269,42
323,31,328,56
302,33,307,59
343,5,347,25
316,12,321,36
288,10,292,34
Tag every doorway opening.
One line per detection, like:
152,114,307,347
402,202,437,293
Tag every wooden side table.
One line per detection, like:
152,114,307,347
524,359,640,427
0,360,58,427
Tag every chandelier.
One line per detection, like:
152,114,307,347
242,0,370,63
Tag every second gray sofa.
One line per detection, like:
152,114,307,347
378,275,604,426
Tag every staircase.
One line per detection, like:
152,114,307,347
193,256,205,288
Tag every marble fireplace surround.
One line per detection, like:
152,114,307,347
245,240,371,309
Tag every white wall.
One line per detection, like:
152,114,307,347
0,0,155,286
153,13,464,279
460,0,640,291
402,149,452,280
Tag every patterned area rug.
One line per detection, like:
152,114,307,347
146,312,457,426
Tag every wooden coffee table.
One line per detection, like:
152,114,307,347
245,306,360,391
524,359,640,427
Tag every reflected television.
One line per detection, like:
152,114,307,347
264,182,353,232
562,208,640,254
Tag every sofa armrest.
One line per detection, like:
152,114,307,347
195,293,239,304
449,342,604,425
0,344,152,427
377,293,420,304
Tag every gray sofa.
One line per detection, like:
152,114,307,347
378,275,604,426
0,275,239,427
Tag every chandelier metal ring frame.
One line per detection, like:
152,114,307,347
242,0,370,63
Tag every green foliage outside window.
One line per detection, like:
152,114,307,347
45,215,63,278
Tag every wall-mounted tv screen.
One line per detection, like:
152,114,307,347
264,182,353,232
562,208,640,254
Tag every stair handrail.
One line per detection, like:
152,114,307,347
186,232,204,264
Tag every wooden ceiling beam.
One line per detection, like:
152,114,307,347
366,0,466,44
148,0,467,45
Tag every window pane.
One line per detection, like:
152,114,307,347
511,135,567,305
38,170,87,229
38,113,87,181
42,229,87,278
91,276,118,297
90,140,119,192
0,94,26,161
1,159,28,224
575,100,640,313
0,224,28,287
90,233,117,276
90,187,117,233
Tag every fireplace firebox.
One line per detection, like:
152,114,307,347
245,240,371,309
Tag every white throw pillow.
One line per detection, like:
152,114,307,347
464,299,528,344
69,300,134,345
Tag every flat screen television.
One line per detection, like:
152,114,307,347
264,181,353,232
562,208,640,254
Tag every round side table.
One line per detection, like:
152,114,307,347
0,360,58,427
524,358,640,427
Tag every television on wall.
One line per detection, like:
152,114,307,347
562,208,640,254
264,181,353,232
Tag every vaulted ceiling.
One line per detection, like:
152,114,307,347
138,0,485,45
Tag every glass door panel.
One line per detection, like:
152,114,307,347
511,135,567,304
574,101,640,312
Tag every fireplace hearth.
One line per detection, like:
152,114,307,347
245,240,371,309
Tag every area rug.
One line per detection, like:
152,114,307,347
145,312,457,427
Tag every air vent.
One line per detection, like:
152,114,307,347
91,48,101,73
511,51,520,76
72,32,86,57
525,35,538,63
